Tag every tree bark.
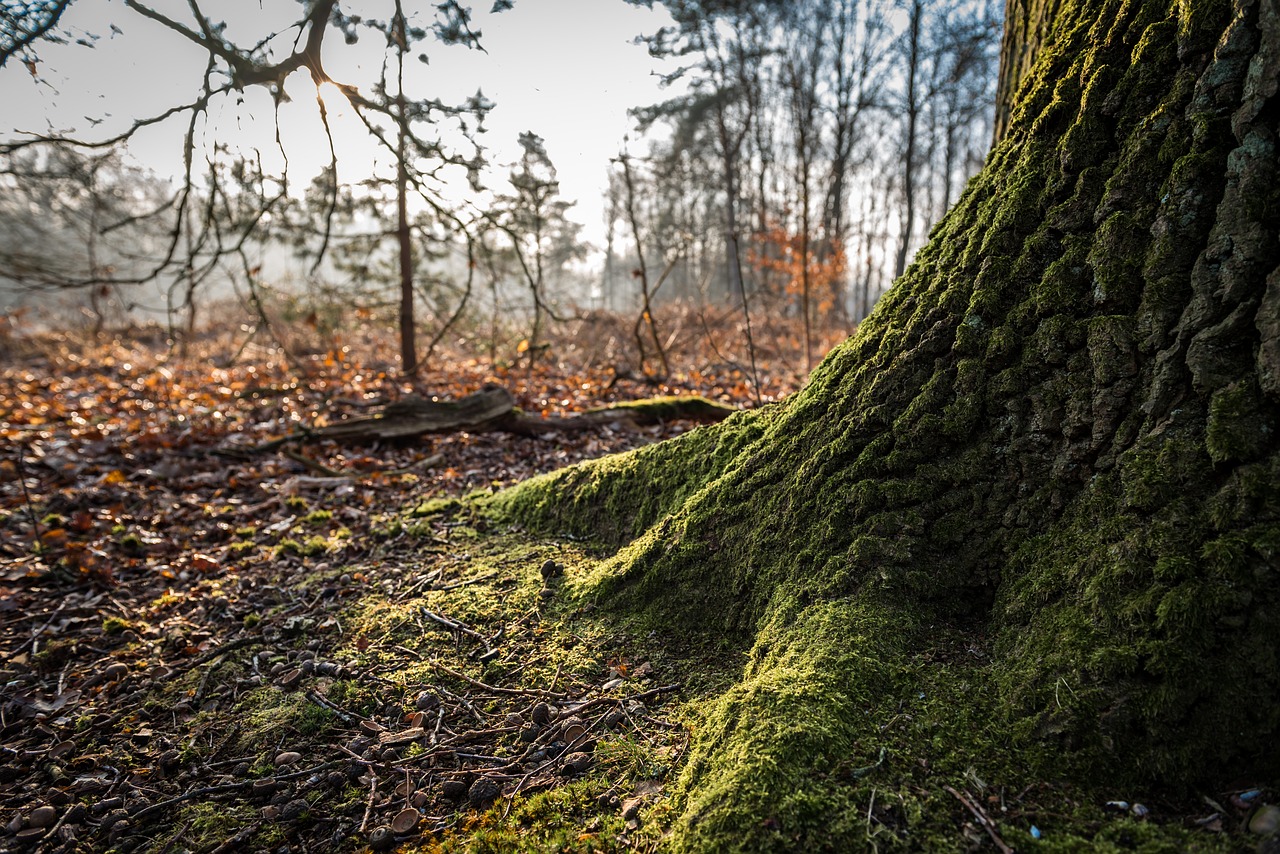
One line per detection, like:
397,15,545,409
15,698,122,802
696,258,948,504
489,0,1280,848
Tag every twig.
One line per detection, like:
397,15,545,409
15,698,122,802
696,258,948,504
943,785,1013,854
306,689,360,725
431,571,498,592
283,447,345,477
188,636,256,668
359,772,378,834
432,661,567,700
130,761,346,821
209,821,264,854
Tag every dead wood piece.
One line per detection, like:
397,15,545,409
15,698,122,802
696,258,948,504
314,387,517,441
219,387,737,451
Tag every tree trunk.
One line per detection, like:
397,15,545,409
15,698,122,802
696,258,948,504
487,0,1279,848
394,4,417,376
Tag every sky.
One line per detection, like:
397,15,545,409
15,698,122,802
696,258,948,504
1,0,683,251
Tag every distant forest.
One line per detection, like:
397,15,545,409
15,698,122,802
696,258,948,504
1,0,999,374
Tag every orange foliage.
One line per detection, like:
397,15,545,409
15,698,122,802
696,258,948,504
748,223,847,313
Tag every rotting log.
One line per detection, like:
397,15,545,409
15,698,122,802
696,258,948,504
219,387,737,454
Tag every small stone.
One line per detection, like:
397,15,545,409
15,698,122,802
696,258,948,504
1250,805,1280,836
6,814,25,833
28,806,57,828
531,702,552,726
468,777,501,808
602,678,623,691
92,798,124,815
390,808,419,834
441,780,468,800
275,751,302,767
368,825,394,851
559,751,592,775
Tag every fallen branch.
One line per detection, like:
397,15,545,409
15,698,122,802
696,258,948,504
218,387,737,452
943,785,1014,854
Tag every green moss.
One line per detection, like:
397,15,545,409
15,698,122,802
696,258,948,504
102,616,135,635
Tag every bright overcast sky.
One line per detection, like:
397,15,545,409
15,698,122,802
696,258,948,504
1,0,682,249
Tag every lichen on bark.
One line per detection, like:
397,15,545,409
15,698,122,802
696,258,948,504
482,0,1279,848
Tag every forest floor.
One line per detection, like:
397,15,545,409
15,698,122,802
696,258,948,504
0,321,823,853
0,320,1264,853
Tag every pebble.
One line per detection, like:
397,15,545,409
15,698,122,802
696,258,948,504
1250,805,1280,836
368,825,394,851
274,751,302,767
5,815,24,833
559,752,592,775
279,799,309,821
468,778,501,808
28,806,57,828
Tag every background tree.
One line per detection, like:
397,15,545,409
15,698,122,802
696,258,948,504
491,0,1280,849
481,132,585,367
1,0,496,370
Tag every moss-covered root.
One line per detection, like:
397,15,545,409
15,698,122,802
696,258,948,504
670,597,913,852
669,595,1248,853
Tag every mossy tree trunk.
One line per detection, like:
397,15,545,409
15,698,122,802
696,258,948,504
491,0,1279,848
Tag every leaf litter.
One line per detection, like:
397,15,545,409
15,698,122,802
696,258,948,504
0,334,803,852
